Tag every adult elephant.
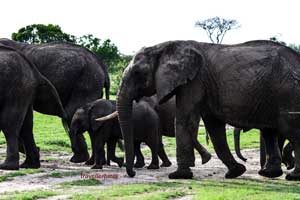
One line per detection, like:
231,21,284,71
116,40,300,180
0,44,67,170
0,38,110,163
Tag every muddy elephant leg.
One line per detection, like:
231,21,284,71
158,135,172,167
134,141,145,168
282,142,294,170
258,128,283,178
85,131,95,165
19,107,40,169
202,115,246,179
107,138,124,168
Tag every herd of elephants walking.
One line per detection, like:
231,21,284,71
0,38,299,181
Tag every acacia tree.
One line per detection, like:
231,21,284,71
195,17,240,44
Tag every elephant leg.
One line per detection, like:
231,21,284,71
145,139,159,169
91,134,105,169
19,107,40,169
284,130,300,180
168,95,199,179
192,132,211,164
18,137,25,154
158,135,172,167
85,131,95,166
202,115,246,179
0,103,29,170
134,141,145,168
258,129,283,178
282,142,294,170
260,133,266,168
107,138,123,168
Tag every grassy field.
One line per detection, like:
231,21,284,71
0,109,296,200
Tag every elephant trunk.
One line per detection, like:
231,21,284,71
234,128,247,162
116,88,135,177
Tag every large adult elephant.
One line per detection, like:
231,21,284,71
0,44,67,170
116,40,300,180
0,39,110,163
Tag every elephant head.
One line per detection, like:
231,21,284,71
116,41,204,177
70,107,90,137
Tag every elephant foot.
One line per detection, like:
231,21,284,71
225,163,246,179
134,162,145,168
286,171,300,181
201,152,212,164
70,152,89,163
258,166,283,178
85,158,95,166
115,157,124,168
126,168,136,177
160,161,172,167
168,167,193,179
147,163,159,169
91,164,103,169
283,158,295,170
20,159,40,169
188,162,195,167
0,161,19,170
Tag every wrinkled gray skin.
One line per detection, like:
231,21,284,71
0,44,67,170
234,128,295,172
138,95,211,167
0,38,110,163
117,40,300,180
71,98,162,169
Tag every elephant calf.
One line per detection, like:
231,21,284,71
71,99,165,169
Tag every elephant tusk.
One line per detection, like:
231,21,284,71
95,111,119,121
288,112,300,114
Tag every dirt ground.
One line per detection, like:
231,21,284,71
0,148,291,198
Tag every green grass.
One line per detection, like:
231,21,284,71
71,182,186,200
0,168,44,182
0,190,57,200
45,171,81,178
61,179,102,187
69,179,300,200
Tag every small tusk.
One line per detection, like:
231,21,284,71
288,112,300,114
95,111,118,121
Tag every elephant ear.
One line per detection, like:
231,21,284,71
155,43,204,104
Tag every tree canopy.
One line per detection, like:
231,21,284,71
195,17,240,44
12,24,75,43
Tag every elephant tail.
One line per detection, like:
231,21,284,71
104,72,110,100
234,128,247,162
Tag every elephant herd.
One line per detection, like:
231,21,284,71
0,38,300,181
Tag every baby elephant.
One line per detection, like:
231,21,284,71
71,99,162,169
70,100,124,169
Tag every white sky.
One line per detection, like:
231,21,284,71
1,0,299,54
